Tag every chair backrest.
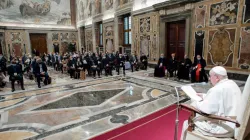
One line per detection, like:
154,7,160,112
235,75,250,139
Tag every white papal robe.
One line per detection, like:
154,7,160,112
181,78,241,140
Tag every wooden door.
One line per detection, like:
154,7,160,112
30,34,47,56
166,20,186,60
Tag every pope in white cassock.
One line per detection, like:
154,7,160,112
181,66,242,140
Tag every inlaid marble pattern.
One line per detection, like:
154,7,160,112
208,28,234,66
195,5,206,28
209,0,238,26
239,27,250,69
0,68,246,140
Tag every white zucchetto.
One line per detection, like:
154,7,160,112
211,66,227,76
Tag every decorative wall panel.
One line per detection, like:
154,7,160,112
243,0,250,24
104,23,114,53
85,28,93,52
118,0,129,7
49,32,78,54
195,5,206,28
132,12,159,61
0,0,71,25
239,27,250,69
4,30,28,59
207,28,235,67
95,0,101,15
60,33,69,42
52,33,59,42
209,0,238,26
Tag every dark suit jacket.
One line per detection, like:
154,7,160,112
168,57,178,70
34,62,47,75
158,57,167,67
7,64,23,77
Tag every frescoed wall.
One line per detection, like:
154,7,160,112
0,0,71,25
190,0,250,71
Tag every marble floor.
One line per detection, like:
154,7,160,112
0,68,246,140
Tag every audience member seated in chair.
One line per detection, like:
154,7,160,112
180,66,242,140
75,57,83,79
102,55,112,76
129,53,138,72
154,53,167,77
140,53,148,70
177,54,192,80
191,55,208,83
34,58,49,88
0,68,6,88
7,59,25,92
167,53,178,77
67,56,76,78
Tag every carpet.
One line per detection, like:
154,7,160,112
91,105,191,140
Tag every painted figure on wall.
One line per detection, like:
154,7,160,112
0,0,14,10
95,0,101,14
0,0,71,25
105,0,113,10
118,0,128,6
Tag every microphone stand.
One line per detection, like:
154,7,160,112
173,83,206,140
174,86,180,140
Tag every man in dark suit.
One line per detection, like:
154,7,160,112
34,57,49,88
177,54,192,80
0,54,7,76
32,49,39,56
7,58,25,92
154,53,167,77
140,53,148,70
102,55,111,76
116,54,126,76
167,53,178,77
67,56,76,78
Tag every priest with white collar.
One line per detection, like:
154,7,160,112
181,66,242,140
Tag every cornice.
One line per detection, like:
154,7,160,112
132,6,155,16
153,0,201,10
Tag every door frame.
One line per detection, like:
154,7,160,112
166,20,186,60
29,33,48,56
159,11,192,59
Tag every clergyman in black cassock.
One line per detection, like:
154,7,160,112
154,54,167,77
177,55,192,80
